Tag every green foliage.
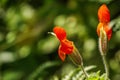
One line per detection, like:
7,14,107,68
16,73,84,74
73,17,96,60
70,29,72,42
62,65,96,80
87,71,105,80
56,66,106,80
28,61,60,80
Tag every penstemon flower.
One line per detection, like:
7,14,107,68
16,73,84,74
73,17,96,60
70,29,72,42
51,26,82,65
97,4,112,41
97,4,112,80
49,26,88,78
53,26,74,61
97,4,112,55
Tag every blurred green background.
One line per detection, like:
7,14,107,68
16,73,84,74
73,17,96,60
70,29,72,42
0,0,120,80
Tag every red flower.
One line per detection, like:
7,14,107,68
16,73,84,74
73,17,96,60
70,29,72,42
97,4,112,40
53,27,74,61
98,4,110,23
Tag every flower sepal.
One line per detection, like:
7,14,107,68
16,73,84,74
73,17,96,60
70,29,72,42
99,27,108,55
68,46,83,66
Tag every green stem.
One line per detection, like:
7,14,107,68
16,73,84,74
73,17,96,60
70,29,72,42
102,55,109,80
80,64,88,79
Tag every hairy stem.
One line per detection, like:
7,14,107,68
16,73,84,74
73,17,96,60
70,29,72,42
102,55,109,80
80,64,88,79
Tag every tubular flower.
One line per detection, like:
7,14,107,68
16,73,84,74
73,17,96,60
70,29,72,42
97,4,111,79
53,27,74,61
97,4,112,41
52,26,82,65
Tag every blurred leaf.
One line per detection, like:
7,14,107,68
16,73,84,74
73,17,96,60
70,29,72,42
3,71,23,80
0,52,15,63
37,36,58,54
28,61,60,80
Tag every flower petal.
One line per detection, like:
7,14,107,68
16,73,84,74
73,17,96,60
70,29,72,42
53,27,66,41
60,39,74,54
58,45,66,61
97,22,112,40
97,23,103,37
98,4,110,23
104,25,112,40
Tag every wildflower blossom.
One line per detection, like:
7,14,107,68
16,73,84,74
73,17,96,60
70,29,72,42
53,27,74,61
97,4,112,41
97,4,111,79
50,26,82,65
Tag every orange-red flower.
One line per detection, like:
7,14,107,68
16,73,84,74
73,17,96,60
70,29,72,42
97,4,112,40
53,27,74,61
